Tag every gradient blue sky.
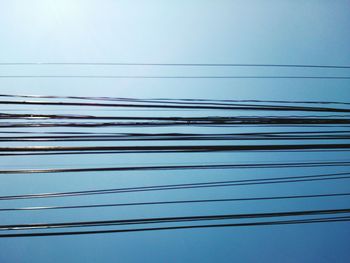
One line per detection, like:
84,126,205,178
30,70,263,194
0,1,350,262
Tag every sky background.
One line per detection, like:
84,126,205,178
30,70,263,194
0,0,350,262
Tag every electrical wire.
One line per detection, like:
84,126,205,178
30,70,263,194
1,192,349,212
1,171,350,201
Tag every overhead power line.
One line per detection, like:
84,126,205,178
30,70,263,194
0,75,349,79
1,99,349,113
0,62,349,68
1,207,350,232
4,215,350,238
1,191,349,212
1,216,349,238
1,144,350,154
0,171,349,201
1,161,350,174
1,94,350,106
1,131,349,142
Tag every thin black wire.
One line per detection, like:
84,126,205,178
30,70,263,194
1,134,349,142
1,216,349,238
0,171,349,201
2,160,350,174
2,94,350,107
3,113,350,122
1,118,350,128
1,75,350,79
0,130,349,136
3,149,350,157
2,114,350,120
1,144,350,153
1,192,349,212
2,208,350,232
1,133,350,142
2,123,348,129
0,62,349,68
2,99,350,113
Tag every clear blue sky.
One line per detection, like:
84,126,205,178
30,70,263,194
0,1,350,262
